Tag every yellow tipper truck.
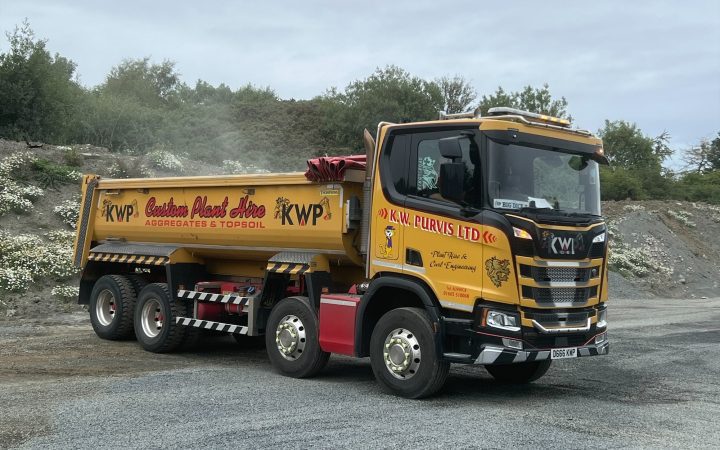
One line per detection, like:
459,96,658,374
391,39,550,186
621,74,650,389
73,107,610,398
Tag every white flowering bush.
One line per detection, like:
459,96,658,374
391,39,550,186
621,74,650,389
691,202,720,223
623,204,645,212
46,230,76,243
108,159,153,178
51,285,79,301
0,267,35,292
223,160,270,174
66,169,82,182
148,149,184,172
54,198,80,228
0,151,37,176
0,231,78,293
667,210,696,228
0,186,34,215
609,243,671,278
0,152,44,216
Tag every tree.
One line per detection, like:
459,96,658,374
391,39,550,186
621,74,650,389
436,75,476,114
101,58,181,108
478,83,570,119
0,21,82,142
599,120,670,170
320,65,443,151
597,121,674,201
178,80,234,105
684,132,720,173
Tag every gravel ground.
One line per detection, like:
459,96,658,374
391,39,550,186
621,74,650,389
1,295,719,449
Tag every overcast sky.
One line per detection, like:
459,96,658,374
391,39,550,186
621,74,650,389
1,0,718,167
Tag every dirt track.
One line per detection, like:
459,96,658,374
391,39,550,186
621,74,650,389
1,296,720,449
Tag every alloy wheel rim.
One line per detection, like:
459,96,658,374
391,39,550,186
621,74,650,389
383,328,421,379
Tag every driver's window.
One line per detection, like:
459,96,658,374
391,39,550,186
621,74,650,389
415,140,447,199
409,132,481,207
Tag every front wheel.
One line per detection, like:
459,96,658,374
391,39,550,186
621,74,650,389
265,296,329,378
485,360,552,383
369,307,449,399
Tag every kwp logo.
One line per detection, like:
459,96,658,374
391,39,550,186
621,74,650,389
551,236,575,255
276,197,331,226
102,199,138,223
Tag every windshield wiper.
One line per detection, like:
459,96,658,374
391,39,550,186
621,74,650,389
554,209,600,217
519,206,553,214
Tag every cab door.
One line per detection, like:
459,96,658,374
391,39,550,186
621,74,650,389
370,131,410,273
401,129,484,314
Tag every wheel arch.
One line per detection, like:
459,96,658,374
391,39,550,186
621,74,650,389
354,273,442,357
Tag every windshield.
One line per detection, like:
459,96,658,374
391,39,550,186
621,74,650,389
487,140,601,216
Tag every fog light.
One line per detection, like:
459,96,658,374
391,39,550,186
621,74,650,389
595,332,607,345
486,310,520,332
502,338,523,350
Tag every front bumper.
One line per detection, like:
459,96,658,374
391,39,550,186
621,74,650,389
475,340,609,365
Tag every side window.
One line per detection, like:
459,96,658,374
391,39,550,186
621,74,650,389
409,131,481,207
384,134,410,195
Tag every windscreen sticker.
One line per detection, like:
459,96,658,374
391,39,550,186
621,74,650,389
493,198,529,209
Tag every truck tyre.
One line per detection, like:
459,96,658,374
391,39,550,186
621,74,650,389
485,360,551,383
89,275,137,340
127,275,148,297
369,307,449,399
134,283,187,353
265,296,329,378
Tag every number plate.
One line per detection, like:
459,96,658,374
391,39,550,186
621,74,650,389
551,347,577,360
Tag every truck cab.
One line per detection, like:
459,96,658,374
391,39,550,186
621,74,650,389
362,107,608,391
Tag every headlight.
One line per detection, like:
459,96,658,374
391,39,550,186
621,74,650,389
597,307,607,328
513,227,532,240
485,310,520,332
592,232,606,243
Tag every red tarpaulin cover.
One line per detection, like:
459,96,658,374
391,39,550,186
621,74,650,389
304,155,366,182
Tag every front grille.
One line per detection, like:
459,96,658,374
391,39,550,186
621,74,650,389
529,266,590,282
529,310,591,327
523,287,591,305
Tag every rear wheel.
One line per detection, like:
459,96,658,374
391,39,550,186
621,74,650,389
134,283,187,353
89,275,137,340
265,296,329,378
485,360,552,383
369,307,449,399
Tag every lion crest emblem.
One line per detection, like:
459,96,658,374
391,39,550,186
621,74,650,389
485,257,510,288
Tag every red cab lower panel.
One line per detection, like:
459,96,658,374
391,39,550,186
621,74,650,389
318,294,361,356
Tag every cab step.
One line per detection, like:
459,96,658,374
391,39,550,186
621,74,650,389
175,317,249,335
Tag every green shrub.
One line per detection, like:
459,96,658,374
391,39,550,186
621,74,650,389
61,146,84,167
31,159,81,188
